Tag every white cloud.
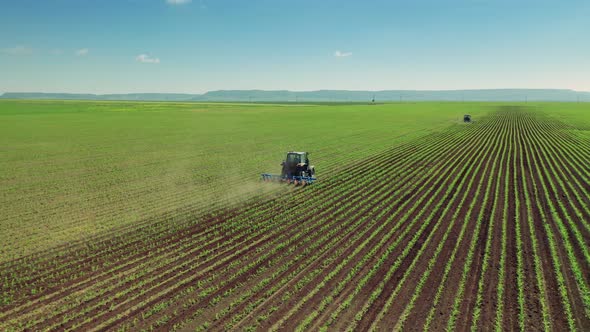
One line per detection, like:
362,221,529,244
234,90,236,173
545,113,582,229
166,0,192,4
334,50,352,57
75,48,89,56
2,45,33,56
136,54,160,64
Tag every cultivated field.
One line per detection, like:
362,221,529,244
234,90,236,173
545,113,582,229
0,100,466,261
1,101,589,331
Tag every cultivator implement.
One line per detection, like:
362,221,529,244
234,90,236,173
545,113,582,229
261,173,317,185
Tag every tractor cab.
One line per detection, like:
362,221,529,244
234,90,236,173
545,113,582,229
281,152,314,178
285,152,308,166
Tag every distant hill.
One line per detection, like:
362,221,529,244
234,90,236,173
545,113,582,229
2,89,589,102
0,92,196,101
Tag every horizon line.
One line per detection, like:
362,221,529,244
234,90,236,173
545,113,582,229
2,88,590,95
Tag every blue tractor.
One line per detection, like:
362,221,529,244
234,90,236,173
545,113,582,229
261,151,317,185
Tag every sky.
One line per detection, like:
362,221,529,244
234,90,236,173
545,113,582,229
0,0,589,94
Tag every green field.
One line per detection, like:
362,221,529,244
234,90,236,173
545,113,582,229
1,100,590,331
0,100,485,261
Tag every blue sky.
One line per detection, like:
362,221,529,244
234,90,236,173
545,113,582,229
1,0,589,93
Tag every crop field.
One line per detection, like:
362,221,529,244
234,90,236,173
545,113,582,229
1,100,589,331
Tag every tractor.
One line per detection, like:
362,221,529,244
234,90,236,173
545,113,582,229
261,151,316,185
464,114,472,123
